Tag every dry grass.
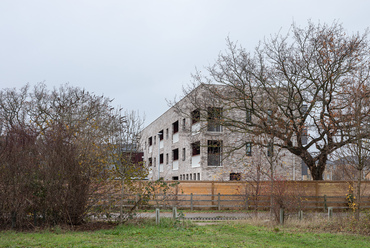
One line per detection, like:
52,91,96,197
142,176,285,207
235,211,370,235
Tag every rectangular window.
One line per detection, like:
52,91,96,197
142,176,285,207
172,148,179,161
230,173,241,181
267,109,272,124
182,118,186,131
301,104,308,114
190,174,192,180
172,121,179,134
191,109,200,124
246,142,252,156
207,140,222,166
267,143,273,157
148,157,152,166
192,141,201,156
180,175,182,180
153,157,156,166
148,137,153,146
246,108,252,123
160,153,164,164
154,136,156,145
302,127,308,145
207,107,222,132
166,153,169,164
166,128,169,139
159,130,164,140
197,173,200,180
301,161,308,176
182,148,186,161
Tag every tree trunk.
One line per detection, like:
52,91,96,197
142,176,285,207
310,165,324,180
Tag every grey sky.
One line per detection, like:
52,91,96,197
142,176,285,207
1,0,369,125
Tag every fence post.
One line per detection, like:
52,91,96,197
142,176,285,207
324,195,327,211
218,193,221,211
172,207,177,220
328,207,333,219
279,208,284,225
135,194,139,210
190,193,193,211
298,210,303,220
245,194,249,210
156,208,160,225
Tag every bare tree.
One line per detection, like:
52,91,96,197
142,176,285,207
331,81,370,220
108,109,147,223
178,21,370,180
0,83,143,227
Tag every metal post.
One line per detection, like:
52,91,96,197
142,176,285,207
218,193,221,211
324,195,327,211
172,207,177,220
190,193,193,211
328,207,333,219
156,208,160,225
298,210,303,220
279,208,284,225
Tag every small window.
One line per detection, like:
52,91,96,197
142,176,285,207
182,148,186,161
267,143,273,157
186,174,189,180
190,174,192,180
172,176,179,180
172,148,179,161
148,157,152,166
301,104,308,114
302,128,308,145
159,130,164,140
230,173,241,181
207,107,222,132
191,109,200,124
180,175,182,180
153,157,156,166
192,141,201,156
208,140,223,166
197,173,200,180
267,109,272,124
160,153,164,164
246,108,252,123
154,136,156,145
166,128,169,139
182,118,186,131
172,121,179,134
148,137,153,146
246,142,252,156
166,153,169,164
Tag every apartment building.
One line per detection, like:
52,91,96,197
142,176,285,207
141,86,304,181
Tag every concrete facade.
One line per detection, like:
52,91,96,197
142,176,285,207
141,87,304,181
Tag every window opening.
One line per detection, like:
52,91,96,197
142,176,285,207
207,107,222,132
207,140,222,166
246,142,252,156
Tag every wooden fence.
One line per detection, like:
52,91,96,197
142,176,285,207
116,193,370,211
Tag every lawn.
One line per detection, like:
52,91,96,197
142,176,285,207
1,219,369,248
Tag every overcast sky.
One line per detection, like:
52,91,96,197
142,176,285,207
1,0,369,125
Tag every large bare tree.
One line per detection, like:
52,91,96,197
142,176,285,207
181,22,370,180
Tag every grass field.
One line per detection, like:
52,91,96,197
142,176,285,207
1,218,370,248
